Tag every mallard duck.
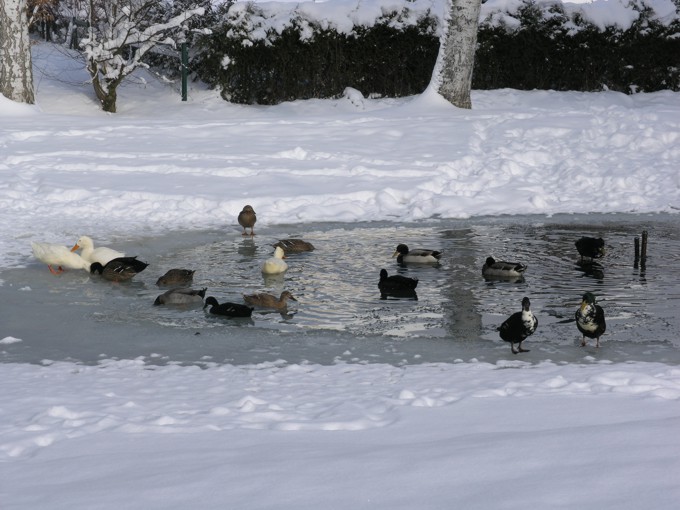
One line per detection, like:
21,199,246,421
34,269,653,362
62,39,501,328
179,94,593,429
575,292,607,347
498,296,538,354
31,241,91,274
273,239,315,254
482,256,527,278
393,244,442,264
575,237,605,261
261,246,288,274
204,296,253,317
378,268,418,299
156,269,195,286
154,287,207,306
238,205,256,236
243,290,297,310
71,235,125,266
90,256,148,282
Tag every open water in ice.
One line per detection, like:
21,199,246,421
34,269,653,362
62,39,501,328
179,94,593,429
1,213,679,366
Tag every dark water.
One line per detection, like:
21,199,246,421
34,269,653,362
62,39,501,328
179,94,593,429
1,213,679,366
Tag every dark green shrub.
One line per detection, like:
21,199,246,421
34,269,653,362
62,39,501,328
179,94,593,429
191,0,679,104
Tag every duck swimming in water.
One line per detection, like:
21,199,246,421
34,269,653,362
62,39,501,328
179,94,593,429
243,290,297,311
261,246,288,275
204,296,254,317
156,269,195,287
482,256,527,278
393,244,442,264
575,237,605,261
90,256,148,282
378,268,418,299
273,239,315,254
154,287,207,306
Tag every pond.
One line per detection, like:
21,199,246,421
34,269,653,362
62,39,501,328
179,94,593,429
1,213,679,366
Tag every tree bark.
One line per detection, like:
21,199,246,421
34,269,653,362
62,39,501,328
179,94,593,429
0,0,35,104
434,0,482,109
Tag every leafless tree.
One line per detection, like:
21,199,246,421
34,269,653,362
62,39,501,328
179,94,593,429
79,0,203,112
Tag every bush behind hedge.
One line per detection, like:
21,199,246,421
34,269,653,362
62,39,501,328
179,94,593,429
194,0,680,104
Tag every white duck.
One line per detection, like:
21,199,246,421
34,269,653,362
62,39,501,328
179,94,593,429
261,246,288,275
31,242,91,274
71,235,124,266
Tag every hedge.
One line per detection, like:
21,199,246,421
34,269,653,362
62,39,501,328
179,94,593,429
191,0,680,104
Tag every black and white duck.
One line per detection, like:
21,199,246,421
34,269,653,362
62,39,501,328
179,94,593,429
575,292,606,347
243,290,297,310
156,269,195,287
90,256,148,282
154,287,207,306
498,296,538,354
482,256,527,278
204,296,253,317
575,237,605,261
393,244,442,264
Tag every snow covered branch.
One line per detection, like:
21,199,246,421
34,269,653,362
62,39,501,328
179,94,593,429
79,0,205,112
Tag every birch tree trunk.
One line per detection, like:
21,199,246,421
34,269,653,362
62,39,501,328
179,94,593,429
0,0,35,104
433,0,482,109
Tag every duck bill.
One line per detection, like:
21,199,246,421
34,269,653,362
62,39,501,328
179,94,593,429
580,301,588,312
392,251,399,258
70,243,80,252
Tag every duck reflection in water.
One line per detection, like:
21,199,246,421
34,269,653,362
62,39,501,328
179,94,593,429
576,260,605,280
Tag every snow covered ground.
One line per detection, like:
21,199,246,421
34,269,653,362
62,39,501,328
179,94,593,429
1,41,680,509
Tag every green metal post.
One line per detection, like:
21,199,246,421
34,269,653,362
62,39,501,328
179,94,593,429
181,42,188,101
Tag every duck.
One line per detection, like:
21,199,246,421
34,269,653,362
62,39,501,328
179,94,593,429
156,269,195,286
378,268,418,299
575,292,607,348
31,241,91,274
575,237,605,261
273,239,315,254
71,235,125,266
204,296,253,318
238,205,256,236
498,296,538,354
261,246,288,274
243,290,297,311
393,244,442,264
482,256,527,278
154,287,207,306
90,256,148,282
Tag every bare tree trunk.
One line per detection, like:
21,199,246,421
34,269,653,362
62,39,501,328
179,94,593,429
433,0,482,109
0,0,35,104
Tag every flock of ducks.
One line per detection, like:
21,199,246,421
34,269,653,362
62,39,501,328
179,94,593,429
30,231,307,318
30,206,608,352
492,236,607,354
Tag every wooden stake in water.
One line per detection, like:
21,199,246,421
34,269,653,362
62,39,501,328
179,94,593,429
641,230,648,269
634,236,640,268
